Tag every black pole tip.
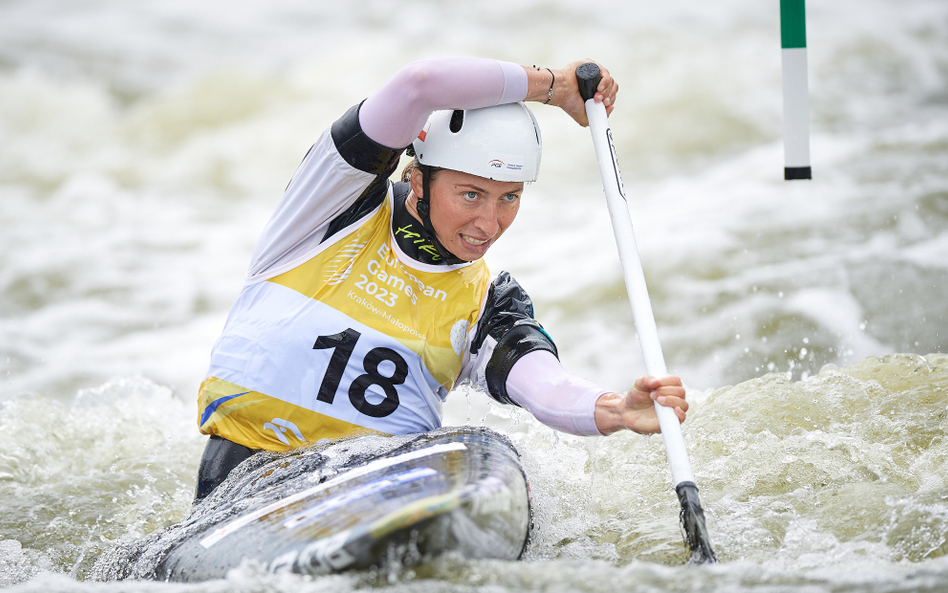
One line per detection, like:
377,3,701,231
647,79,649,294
784,166,812,180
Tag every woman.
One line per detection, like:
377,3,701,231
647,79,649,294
194,57,688,501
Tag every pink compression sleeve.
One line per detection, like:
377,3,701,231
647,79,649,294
505,350,608,436
359,57,528,149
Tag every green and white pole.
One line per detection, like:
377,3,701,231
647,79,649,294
781,0,811,180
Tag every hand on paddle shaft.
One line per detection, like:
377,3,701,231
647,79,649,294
524,59,618,126
594,376,688,435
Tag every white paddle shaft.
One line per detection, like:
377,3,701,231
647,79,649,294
584,98,696,487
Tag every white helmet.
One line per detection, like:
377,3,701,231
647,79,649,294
412,102,542,183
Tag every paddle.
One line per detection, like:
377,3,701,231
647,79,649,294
575,62,717,564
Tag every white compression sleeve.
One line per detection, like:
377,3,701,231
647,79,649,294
359,57,528,150
505,350,608,436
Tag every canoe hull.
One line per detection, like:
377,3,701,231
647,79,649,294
148,427,531,581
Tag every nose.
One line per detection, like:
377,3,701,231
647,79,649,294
473,201,500,237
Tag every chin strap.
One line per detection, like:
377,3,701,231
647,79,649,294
416,165,461,263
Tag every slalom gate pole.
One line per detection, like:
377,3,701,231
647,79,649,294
781,0,812,180
575,63,717,564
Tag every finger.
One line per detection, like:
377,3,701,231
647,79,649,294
598,74,617,101
602,83,617,113
596,64,611,90
655,394,688,412
654,383,686,398
633,375,659,392
653,392,686,407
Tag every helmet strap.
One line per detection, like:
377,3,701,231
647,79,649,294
417,165,460,263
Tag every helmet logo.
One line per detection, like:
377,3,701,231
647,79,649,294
487,153,525,175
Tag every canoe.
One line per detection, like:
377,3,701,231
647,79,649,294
93,426,531,581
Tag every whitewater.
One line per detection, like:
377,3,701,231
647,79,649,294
1,1,947,591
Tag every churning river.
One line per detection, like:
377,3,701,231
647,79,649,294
2,0,947,591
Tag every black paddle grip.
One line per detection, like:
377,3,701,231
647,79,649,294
576,62,602,102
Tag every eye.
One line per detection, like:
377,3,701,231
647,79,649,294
502,193,520,203
463,191,478,201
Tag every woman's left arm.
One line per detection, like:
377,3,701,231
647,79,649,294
504,350,687,436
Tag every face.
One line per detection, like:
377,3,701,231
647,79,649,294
410,168,523,261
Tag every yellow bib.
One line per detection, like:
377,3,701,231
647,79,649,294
198,194,491,451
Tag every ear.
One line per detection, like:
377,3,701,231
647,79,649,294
409,167,424,199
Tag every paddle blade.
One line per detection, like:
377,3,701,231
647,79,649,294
676,481,717,563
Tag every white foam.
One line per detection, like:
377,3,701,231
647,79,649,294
2,0,948,589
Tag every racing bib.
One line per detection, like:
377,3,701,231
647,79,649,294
198,194,491,451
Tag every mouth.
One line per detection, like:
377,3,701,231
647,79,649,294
461,234,490,247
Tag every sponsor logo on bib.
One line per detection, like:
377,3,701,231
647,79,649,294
263,418,306,446
450,319,470,355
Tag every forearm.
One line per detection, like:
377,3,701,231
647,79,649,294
359,57,528,149
360,57,618,148
504,350,607,436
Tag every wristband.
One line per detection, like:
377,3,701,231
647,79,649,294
544,68,554,104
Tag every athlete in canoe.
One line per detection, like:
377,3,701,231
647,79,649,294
194,57,688,501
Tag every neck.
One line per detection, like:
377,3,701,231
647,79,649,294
393,188,466,266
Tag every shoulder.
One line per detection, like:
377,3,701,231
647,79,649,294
470,272,558,405
316,104,410,244
473,272,542,343
331,102,404,177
